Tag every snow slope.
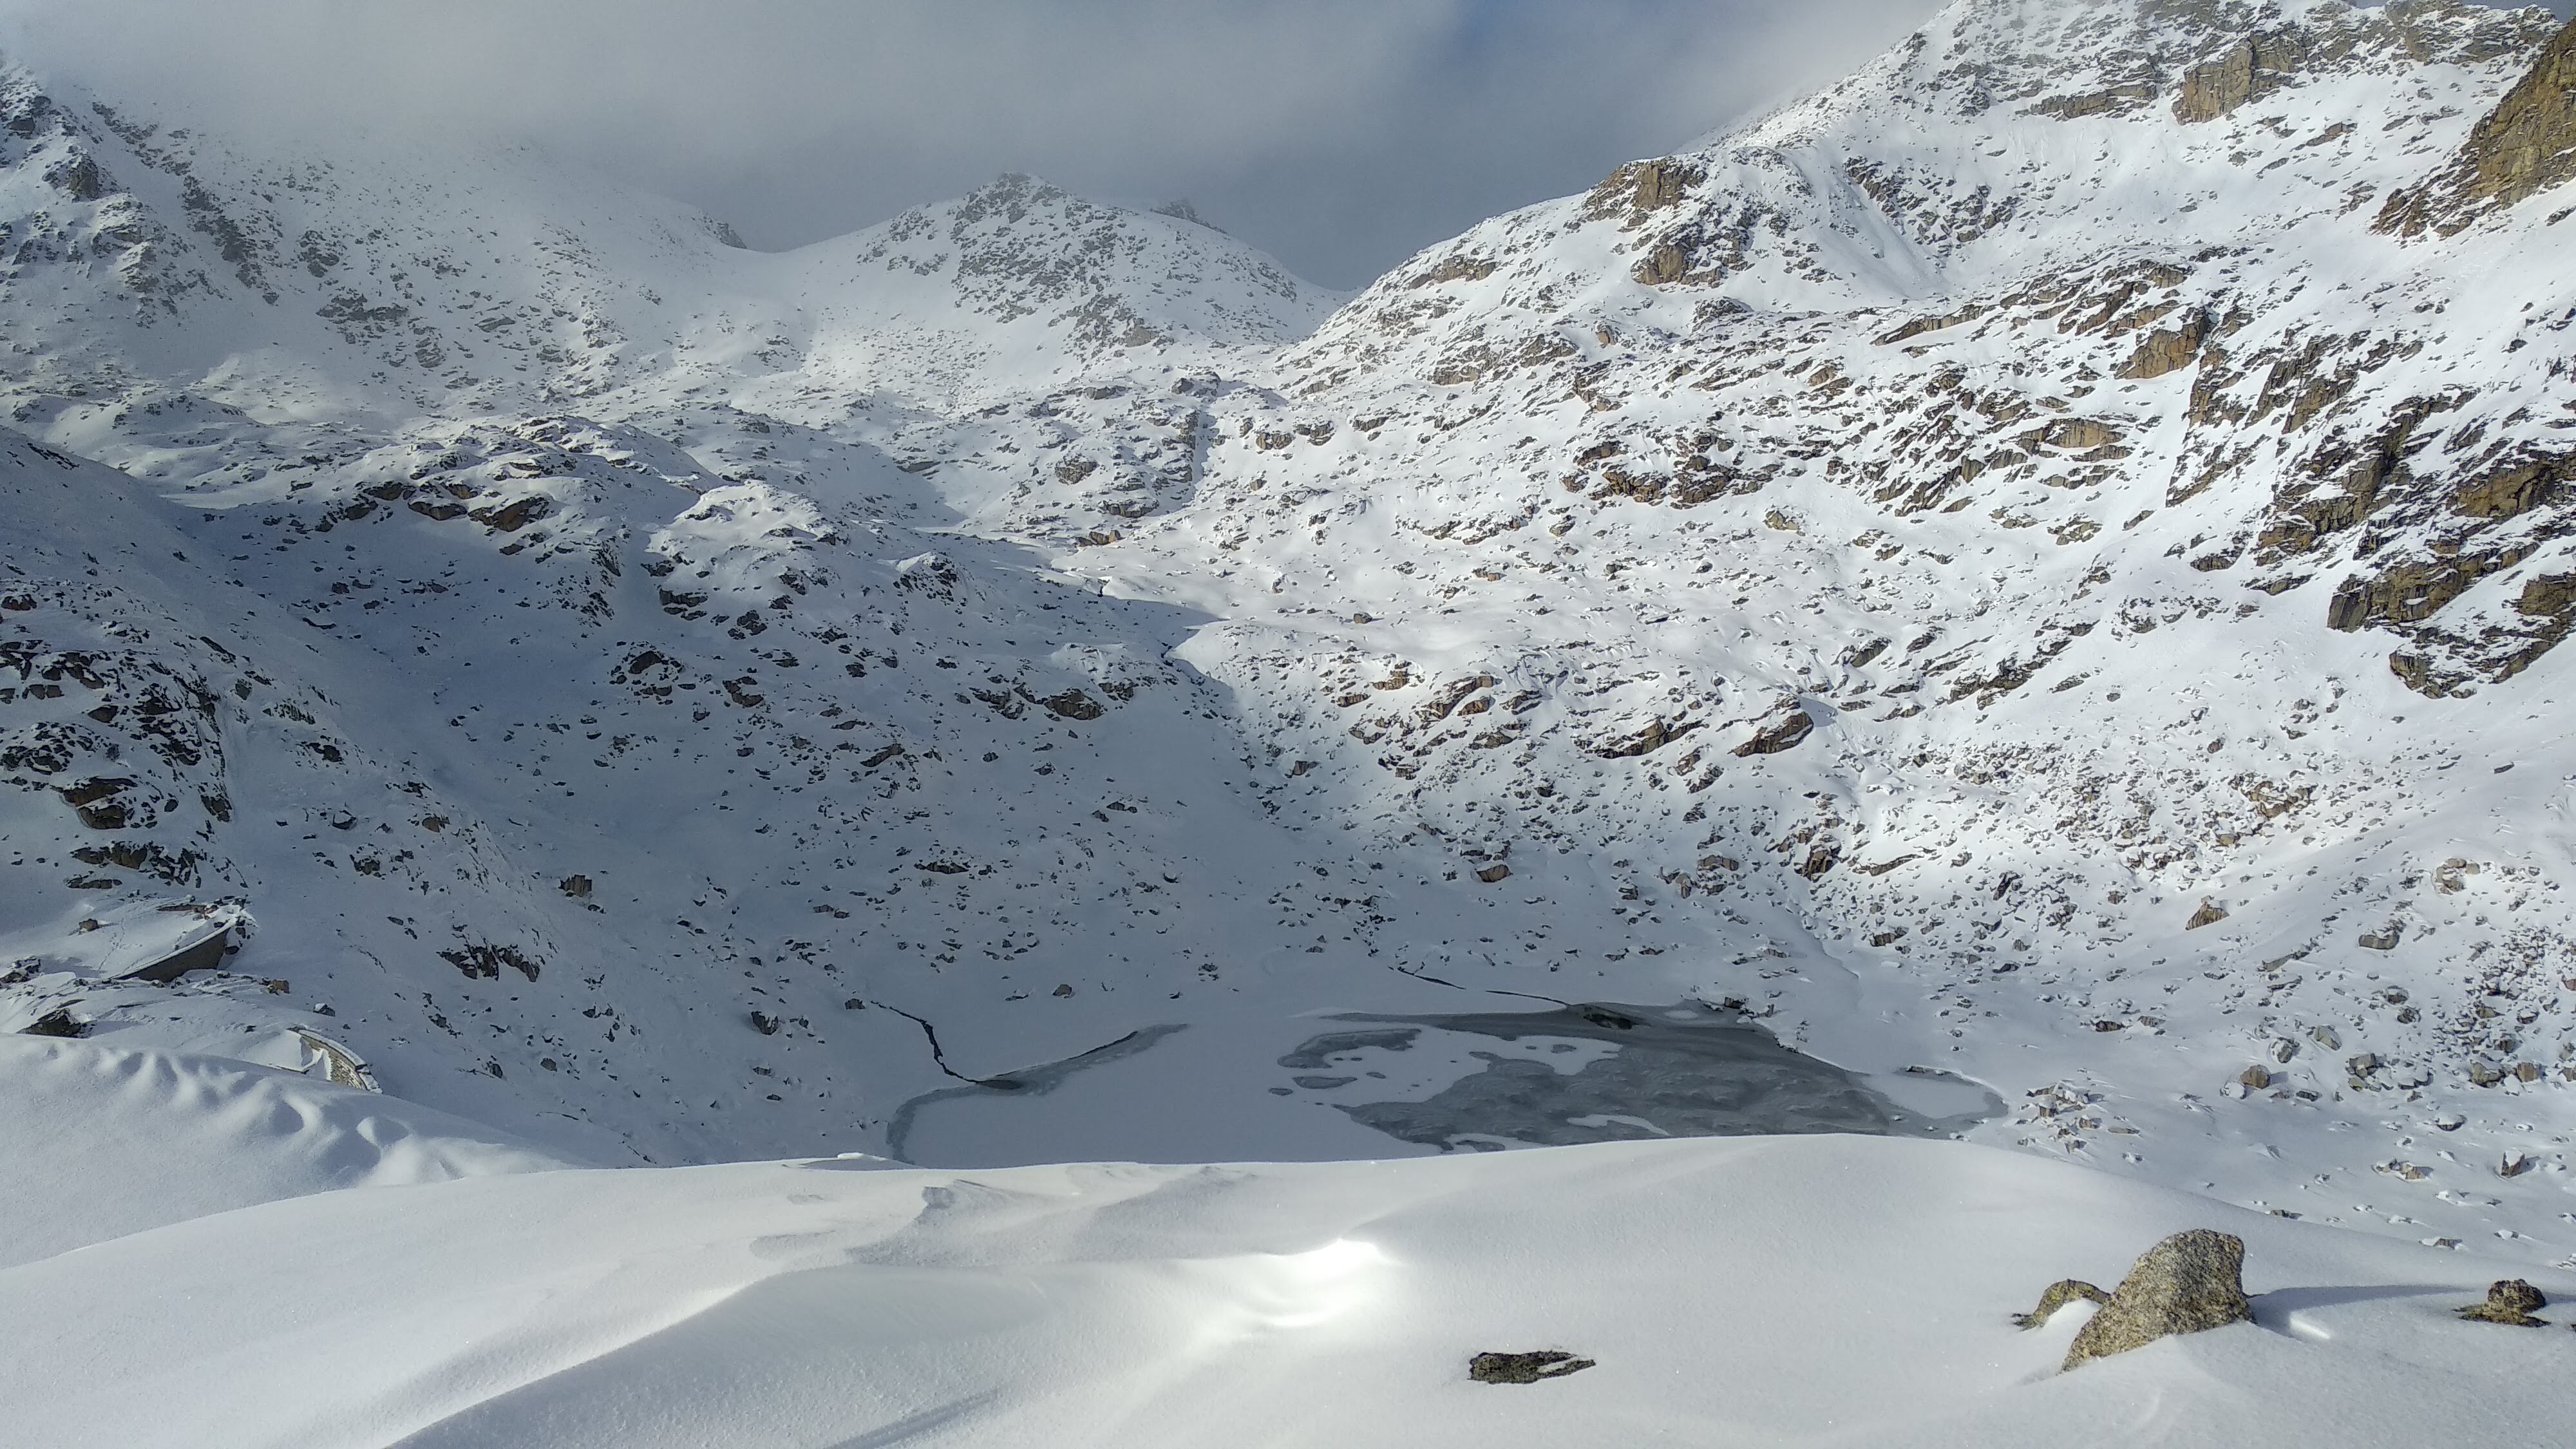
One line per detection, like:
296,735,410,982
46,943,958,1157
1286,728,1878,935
6,0,2576,1288
0,1034,568,1268
3,1133,2568,1448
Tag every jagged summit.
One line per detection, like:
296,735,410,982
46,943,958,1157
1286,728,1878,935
0,59,1336,425
775,172,1341,406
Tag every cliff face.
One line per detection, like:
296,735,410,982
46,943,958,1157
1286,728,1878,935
2378,14,2576,236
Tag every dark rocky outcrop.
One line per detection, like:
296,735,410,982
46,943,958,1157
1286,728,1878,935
1039,688,1104,721
57,777,137,829
2061,1229,2253,1370
21,1007,87,1037
1468,1350,1596,1384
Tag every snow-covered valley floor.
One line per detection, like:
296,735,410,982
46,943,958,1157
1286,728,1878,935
6,1032,2572,1449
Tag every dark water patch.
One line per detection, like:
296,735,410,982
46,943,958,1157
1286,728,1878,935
1278,1028,1421,1069
886,1023,1188,1162
1282,1002,2000,1152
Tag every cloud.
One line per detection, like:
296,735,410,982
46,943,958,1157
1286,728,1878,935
21,1,2548,289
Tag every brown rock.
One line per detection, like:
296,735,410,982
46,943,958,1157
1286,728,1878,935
1586,158,1703,221
2013,1278,2110,1328
2063,1229,2254,1370
2515,572,2576,617
2456,1279,2549,1327
2174,35,2306,124
1732,708,1815,757
1406,252,1498,289
1634,241,1690,286
2186,898,2228,929
2452,455,2569,520
2114,313,2210,379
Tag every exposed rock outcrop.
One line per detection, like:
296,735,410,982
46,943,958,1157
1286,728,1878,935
1469,1350,1596,1384
2061,1229,2253,1370
2376,15,2576,234
2013,1278,2110,1327
1732,708,1815,758
2174,34,2306,123
2456,1278,2550,1326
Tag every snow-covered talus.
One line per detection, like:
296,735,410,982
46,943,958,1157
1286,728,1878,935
8,0,2576,1267
1068,0,2576,1240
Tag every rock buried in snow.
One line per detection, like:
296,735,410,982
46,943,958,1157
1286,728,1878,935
2012,1278,2110,1328
2061,1229,2253,1370
20,1007,86,1038
1469,1350,1596,1384
2456,1279,2550,1327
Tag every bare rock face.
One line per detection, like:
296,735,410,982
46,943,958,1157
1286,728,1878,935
2378,15,2576,235
2172,34,2306,123
2114,312,2209,379
1731,708,1815,758
2456,1279,2550,1327
2062,1229,2253,1370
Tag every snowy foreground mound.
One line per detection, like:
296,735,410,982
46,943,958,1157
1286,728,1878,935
4,1132,2568,1448
0,1035,570,1268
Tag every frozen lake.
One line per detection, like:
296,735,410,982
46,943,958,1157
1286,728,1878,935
891,999,2001,1165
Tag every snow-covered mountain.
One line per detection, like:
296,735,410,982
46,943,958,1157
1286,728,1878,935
8,0,2576,1284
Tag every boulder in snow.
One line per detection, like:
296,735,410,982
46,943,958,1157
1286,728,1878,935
1469,1350,1595,1384
2061,1229,2252,1370
2456,1279,2549,1327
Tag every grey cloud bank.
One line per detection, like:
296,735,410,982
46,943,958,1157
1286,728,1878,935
0,0,1947,287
